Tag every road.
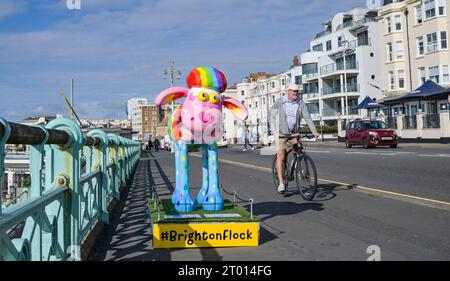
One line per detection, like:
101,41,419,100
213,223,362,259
89,143,450,261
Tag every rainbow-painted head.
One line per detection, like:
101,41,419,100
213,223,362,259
155,67,248,144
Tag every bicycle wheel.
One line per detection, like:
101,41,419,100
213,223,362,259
272,154,289,192
295,154,318,201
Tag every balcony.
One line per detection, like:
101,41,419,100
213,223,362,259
314,29,331,39
322,83,360,95
303,93,320,99
320,61,358,76
303,72,319,80
323,109,338,116
336,17,376,31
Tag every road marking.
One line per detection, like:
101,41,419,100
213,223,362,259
190,154,450,209
345,152,398,156
304,150,331,154
418,154,450,158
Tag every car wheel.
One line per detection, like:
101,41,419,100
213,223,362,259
390,144,397,148
362,138,369,149
345,138,352,148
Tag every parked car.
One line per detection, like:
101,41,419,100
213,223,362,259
345,119,398,148
217,139,228,148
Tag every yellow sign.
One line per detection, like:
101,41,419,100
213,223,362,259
153,222,259,248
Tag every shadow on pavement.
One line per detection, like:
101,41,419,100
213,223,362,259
242,201,324,245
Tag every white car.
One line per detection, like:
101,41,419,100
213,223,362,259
217,139,228,148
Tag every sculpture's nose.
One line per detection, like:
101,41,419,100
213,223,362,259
200,111,210,123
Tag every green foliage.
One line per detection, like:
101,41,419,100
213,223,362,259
299,125,338,134
22,175,31,188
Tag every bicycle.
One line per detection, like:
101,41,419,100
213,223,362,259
272,134,318,201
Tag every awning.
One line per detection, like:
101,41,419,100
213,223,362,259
358,96,382,109
382,80,449,105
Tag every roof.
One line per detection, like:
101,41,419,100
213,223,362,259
381,80,450,105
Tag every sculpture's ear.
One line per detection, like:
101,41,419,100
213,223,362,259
155,87,189,106
222,96,248,120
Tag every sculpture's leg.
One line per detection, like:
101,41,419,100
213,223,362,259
197,144,209,204
203,142,224,211
173,141,195,212
171,141,181,204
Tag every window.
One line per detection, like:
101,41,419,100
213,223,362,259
144,111,148,115
272,95,275,103
338,36,343,47
295,75,302,85
427,32,438,52
326,40,332,51
386,17,392,33
302,63,318,74
388,71,395,90
396,41,404,60
418,67,426,85
387,42,393,62
395,15,402,31
417,36,424,55
429,66,439,83
281,79,285,86
441,31,447,49
398,70,405,89
425,0,436,19
416,5,423,24
241,90,245,96
313,43,323,51
438,0,446,15
443,65,449,83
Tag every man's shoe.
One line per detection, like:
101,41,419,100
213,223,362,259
251,147,255,150
277,184,286,194
242,149,247,152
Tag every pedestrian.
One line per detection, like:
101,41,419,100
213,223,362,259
148,139,153,151
154,138,160,151
242,126,255,152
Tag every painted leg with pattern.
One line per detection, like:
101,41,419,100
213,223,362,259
197,144,209,204
203,142,224,211
173,141,195,212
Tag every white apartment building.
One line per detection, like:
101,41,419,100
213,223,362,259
301,8,383,126
377,0,449,116
126,98,148,141
223,58,303,144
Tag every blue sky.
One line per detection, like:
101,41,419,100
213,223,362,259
0,0,366,122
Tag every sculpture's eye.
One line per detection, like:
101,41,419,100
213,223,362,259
198,91,209,102
209,93,220,104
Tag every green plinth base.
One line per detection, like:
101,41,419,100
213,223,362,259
149,199,260,248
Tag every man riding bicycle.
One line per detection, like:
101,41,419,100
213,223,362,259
270,84,320,194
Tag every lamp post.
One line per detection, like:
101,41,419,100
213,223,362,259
163,61,181,153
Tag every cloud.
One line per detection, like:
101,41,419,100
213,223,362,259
0,0,369,122
0,1,26,20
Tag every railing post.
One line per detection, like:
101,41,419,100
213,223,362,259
0,118,11,217
107,134,120,200
26,125,48,260
118,138,126,188
417,112,424,138
45,118,84,261
87,130,110,224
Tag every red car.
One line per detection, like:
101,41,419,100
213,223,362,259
345,120,398,148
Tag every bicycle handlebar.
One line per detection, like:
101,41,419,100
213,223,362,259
278,134,315,139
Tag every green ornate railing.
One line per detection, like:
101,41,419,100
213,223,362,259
0,117,141,261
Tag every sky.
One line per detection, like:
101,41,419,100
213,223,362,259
0,0,367,122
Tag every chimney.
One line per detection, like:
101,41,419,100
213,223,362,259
293,55,299,66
